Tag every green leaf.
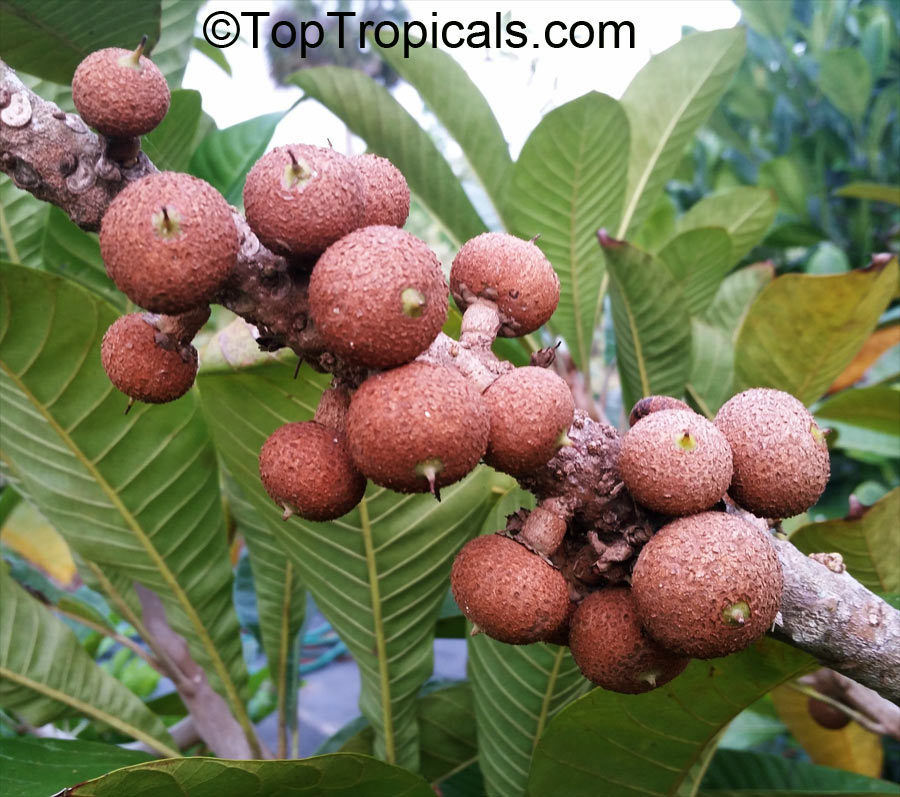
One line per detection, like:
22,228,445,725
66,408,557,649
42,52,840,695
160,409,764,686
141,89,202,173
658,228,734,316
701,749,898,794
0,176,51,269
619,29,746,236
505,92,629,371
189,112,287,207
373,43,512,218
790,488,899,593
0,0,161,84
702,263,774,339
150,0,202,88
197,322,504,770
687,320,735,417
815,386,900,458
289,66,486,247
735,0,792,38
603,236,693,412
65,754,435,796
0,263,252,738
834,183,900,206
734,258,899,405
193,36,232,76
0,569,178,756
819,49,873,125
527,639,815,797
758,158,810,219
0,737,154,797
674,187,777,265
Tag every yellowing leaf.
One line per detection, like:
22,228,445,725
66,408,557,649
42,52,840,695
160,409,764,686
1,501,76,586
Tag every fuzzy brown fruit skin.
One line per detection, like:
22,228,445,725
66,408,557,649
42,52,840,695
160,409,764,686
352,154,410,228
243,145,364,257
631,511,783,659
101,314,197,403
346,362,489,493
72,47,170,138
715,388,830,518
807,697,852,730
569,587,690,693
451,534,570,645
619,409,732,516
259,422,366,521
483,366,575,477
100,172,238,314
308,226,448,369
450,232,560,336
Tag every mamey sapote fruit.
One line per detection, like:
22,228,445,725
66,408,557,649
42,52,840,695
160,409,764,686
450,232,560,336
628,395,691,427
243,144,363,256
308,226,448,369
346,362,489,494
101,314,197,403
715,388,830,518
631,511,783,659
352,153,410,228
72,41,170,138
483,366,575,476
259,422,365,521
569,587,690,693
100,172,238,314
451,534,569,644
619,409,732,515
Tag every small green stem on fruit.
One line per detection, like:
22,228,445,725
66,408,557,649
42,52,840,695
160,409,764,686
416,458,443,501
119,35,148,70
124,398,135,415
400,287,426,318
469,623,483,637
676,432,696,451
557,430,574,448
722,601,751,627
281,503,294,521
529,233,541,245
639,670,659,688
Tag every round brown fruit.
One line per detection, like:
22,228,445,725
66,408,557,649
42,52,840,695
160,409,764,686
631,511,783,659
346,362,489,495
308,226,448,369
628,395,691,427
101,314,197,403
569,587,690,693
72,42,170,138
807,697,851,730
100,172,238,314
715,388,830,518
483,366,575,477
259,421,366,521
450,534,570,644
619,409,732,516
352,153,410,228
243,144,364,257
450,232,560,336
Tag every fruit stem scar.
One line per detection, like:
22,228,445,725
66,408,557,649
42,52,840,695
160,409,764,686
400,287,426,318
283,151,313,190
722,600,751,627
676,431,696,451
120,35,148,70
415,458,444,501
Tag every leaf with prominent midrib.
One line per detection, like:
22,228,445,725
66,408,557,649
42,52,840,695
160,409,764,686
0,263,251,738
505,92,629,371
289,66,487,247
150,0,202,88
197,321,505,770
0,569,178,756
658,227,734,317
141,89,202,173
527,639,815,797
814,386,900,459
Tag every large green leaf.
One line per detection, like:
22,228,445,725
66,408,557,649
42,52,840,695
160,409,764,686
603,237,693,412
735,0,792,38
0,263,251,738
702,263,775,339
150,0,202,88
834,183,900,206
658,228,734,317
505,92,629,370
527,639,815,797
66,754,434,796
0,176,50,269
0,738,154,797
734,259,899,404
687,320,735,417
618,29,746,236
790,488,899,594
289,67,487,247
815,386,900,458
0,0,161,84
0,569,178,756
141,89,202,173
197,321,504,770
373,43,512,219
819,49,873,125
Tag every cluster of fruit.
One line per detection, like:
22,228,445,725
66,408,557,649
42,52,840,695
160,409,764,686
452,387,831,693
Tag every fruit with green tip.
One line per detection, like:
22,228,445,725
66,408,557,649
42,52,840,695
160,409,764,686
715,388,830,518
346,362,489,495
450,232,560,336
100,171,239,314
259,421,366,521
619,409,732,516
631,511,783,659
352,153,410,227
243,144,364,256
483,366,575,476
72,38,170,138
569,586,690,693
308,226,448,369
450,534,570,644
